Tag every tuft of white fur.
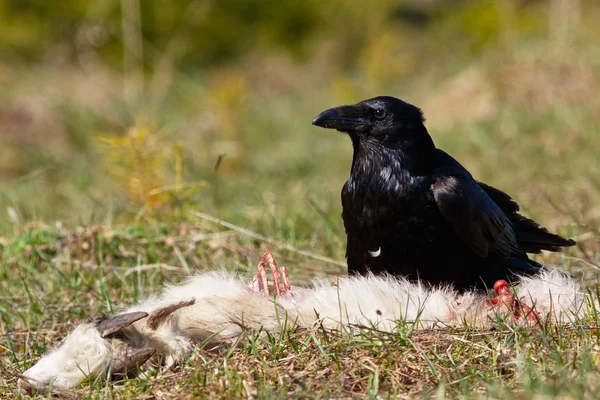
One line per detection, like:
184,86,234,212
289,275,462,331
20,270,595,390
516,269,588,323
21,324,110,388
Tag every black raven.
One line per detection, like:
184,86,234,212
312,96,575,290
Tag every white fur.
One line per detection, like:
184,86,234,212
516,270,588,323
20,269,593,390
21,324,111,388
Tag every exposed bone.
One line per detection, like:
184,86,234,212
97,311,149,338
262,250,291,297
246,250,292,297
491,279,542,323
246,253,271,295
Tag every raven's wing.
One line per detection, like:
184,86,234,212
478,181,576,253
431,167,520,258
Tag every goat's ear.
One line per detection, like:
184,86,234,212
110,347,156,378
96,311,149,338
147,299,196,330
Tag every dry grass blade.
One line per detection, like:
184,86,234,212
191,211,347,267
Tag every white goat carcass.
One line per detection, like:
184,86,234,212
19,265,589,392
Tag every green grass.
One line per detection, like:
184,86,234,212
1,218,599,399
0,222,600,399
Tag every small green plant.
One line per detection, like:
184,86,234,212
94,123,207,218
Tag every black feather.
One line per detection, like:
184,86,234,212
313,96,575,290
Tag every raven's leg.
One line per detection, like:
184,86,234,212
490,280,541,323
246,250,291,297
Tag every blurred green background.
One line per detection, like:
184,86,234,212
0,0,598,269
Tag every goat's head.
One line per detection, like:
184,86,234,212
18,311,153,392
19,299,196,393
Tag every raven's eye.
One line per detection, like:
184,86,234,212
374,109,387,120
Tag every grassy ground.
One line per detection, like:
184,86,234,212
2,17,600,399
1,222,600,399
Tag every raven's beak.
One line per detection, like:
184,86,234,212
312,105,368,133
